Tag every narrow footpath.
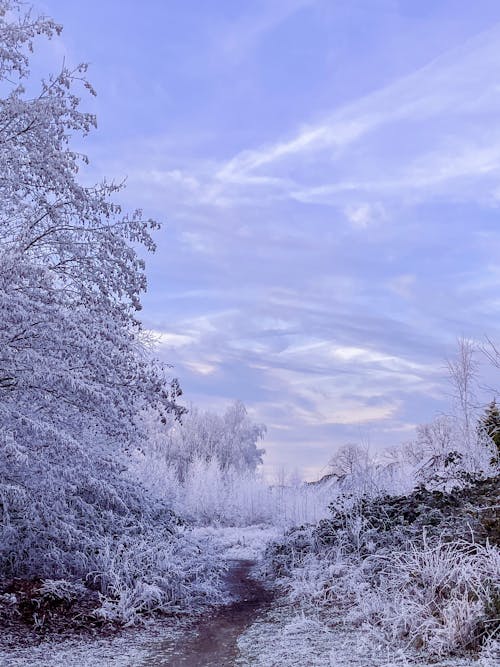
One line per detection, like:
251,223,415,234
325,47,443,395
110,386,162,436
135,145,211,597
141,559,273,666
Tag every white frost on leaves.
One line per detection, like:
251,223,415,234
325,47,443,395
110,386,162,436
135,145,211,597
0,0,218,624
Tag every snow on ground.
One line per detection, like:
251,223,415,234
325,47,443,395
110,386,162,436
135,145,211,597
1,594,494,667
0,619,188,667
190,524,282,561
236,605,497,667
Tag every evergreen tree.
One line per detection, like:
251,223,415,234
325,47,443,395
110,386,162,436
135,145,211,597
478,399,500,463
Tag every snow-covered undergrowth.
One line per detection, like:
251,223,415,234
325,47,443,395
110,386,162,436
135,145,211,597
355,540,500,656
0,432,227,627
237,610,499,667
90,528,227,625
264,475,500,662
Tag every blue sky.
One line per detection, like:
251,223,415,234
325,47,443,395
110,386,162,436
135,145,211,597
37,0,500,479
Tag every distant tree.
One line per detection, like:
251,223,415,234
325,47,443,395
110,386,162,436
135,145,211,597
140,401,266,481
408,416,464,486
446,337,478,445
329,443,371,478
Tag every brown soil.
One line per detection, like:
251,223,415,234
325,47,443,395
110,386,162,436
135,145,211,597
0,578,117,648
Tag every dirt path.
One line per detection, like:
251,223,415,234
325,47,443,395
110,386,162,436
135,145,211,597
140,559,273,666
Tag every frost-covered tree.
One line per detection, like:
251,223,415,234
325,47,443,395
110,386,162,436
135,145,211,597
0,2,182,435
0,0,190,600
329,443,371,478
140,400,266,481
478,399,500,464
446,337,478,447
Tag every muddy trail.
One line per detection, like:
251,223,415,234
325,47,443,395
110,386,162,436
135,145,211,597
140,559,273,666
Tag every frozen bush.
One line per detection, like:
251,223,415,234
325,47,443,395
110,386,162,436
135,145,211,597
37,580,87,603
357,541,500,657
92,530,226,625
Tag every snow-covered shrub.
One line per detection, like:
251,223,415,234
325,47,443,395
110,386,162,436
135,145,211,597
0,424,228,620
91,530,226,625
265,475,500,659
0,406,231,622
37,580,87,604
356,540,500,657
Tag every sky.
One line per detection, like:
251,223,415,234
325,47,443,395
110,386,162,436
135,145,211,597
35,0,500,480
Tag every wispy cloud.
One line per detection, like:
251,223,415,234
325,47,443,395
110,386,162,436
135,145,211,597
111,20,500,222
218,0,316,62
46,0,500,478
198,23,500,209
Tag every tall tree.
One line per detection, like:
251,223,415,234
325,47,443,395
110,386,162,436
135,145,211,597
0,0,182,580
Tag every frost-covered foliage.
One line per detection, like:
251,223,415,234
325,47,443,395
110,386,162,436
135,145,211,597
0,0,224,626
90,529,227,625
321,415,497,503
172,458,274,525
140,401,266,480
264,475,500,660
355,540,500,657
0,0,181,440
133,444,331,527
401,414,497,488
